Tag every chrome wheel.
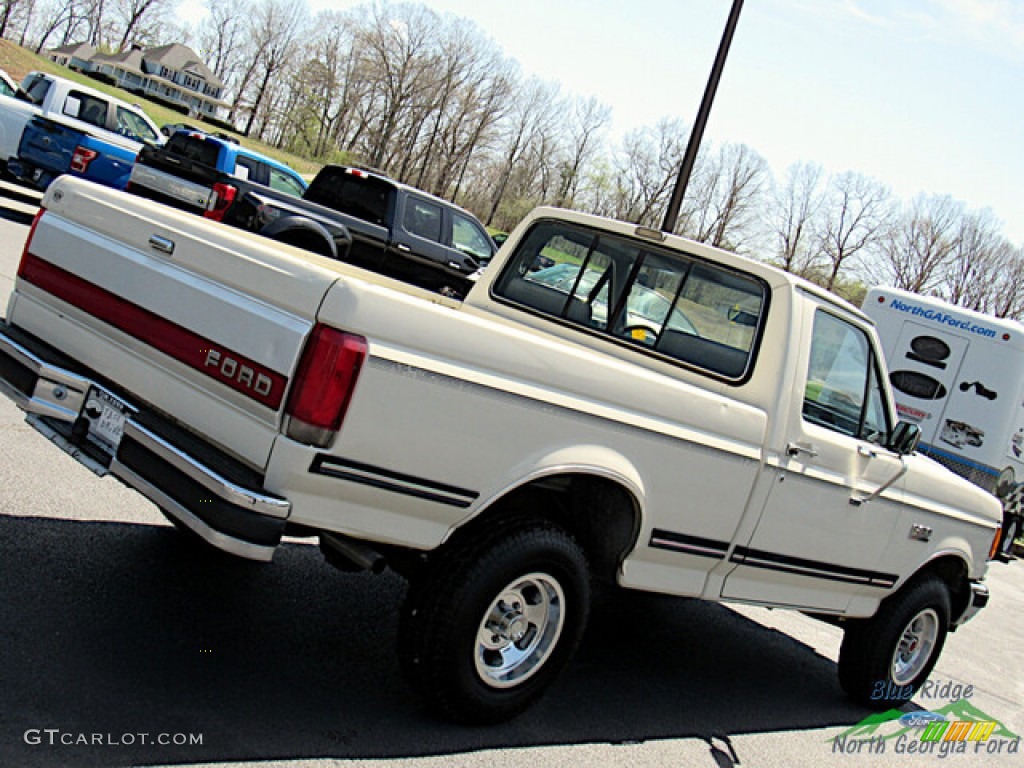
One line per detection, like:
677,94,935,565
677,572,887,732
891,608,940,685
474,572,566,689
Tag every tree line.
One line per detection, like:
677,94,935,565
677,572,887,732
5,0,1022,316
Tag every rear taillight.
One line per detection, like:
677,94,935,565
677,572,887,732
17,207,45,277
204,182,237,222
70,147,99,173
285,324,367,447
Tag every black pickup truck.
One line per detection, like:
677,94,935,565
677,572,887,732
128,131,496,296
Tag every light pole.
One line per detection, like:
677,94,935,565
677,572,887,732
661,0,744,234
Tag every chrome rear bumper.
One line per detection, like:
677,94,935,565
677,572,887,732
0,324,290,561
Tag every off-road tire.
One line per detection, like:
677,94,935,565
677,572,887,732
838,575,951,709
399,518,590,724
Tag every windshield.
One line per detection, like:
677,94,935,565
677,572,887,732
116,107,160,145
20,74,50,106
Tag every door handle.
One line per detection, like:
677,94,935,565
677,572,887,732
148,235,174,255
396,243,411,253
858,445,878,459
786,442,818,458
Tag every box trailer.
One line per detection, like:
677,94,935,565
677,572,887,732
864,286,1024,557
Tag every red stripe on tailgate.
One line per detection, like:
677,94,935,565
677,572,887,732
18,252,288,409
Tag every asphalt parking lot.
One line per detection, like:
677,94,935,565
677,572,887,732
0,186,1021,768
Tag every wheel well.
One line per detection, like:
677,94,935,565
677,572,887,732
904,555,971,623
449,474,641,585
271,228,334,259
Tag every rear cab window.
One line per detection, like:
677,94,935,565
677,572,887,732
492,219,767,382
166,132,222,167
306,168,394,226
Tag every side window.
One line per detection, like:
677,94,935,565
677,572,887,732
403,198,443,242
803,310,890,442
233,155,259,182
451,212,494,262
68,92,108,128
114,107,159,144
268,167,306,197
492,220,766,380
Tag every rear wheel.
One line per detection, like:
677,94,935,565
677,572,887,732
399,519,590,724
269,230,335,259
838,575,950,708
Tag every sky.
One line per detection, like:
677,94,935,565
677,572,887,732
176,0,1024,243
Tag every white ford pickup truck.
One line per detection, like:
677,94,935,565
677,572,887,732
0,177,1001,723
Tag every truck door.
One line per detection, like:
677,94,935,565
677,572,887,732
722,306,906,612
885,320,969,446
389,195,452,277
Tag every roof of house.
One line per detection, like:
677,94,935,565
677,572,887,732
140,43,224,89
48,42,96,59
90,47,146,73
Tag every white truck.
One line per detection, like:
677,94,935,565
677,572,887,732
0,71,160,173
864,286,1024,559
0,177,1002,723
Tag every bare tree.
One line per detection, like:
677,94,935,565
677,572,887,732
870,193,962,294
195,0,250,84
441,60,514,202
113,0,171,49
990,247,1024,319
554,95,610,208
613,118,689,227
483,77,561,227
245,0,304,138
680,142,768,251
81,0,111,46
769,161,824,275
0,0,24,38
25,0,89,51
353,3,439,171
940,208,1009,311
817,171,891,291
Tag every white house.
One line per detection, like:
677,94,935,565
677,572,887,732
49,42,230,120
46,42,97,72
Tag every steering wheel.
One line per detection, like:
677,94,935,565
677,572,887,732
622,325,656,346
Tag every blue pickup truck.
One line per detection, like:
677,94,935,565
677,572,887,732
8,109,161,191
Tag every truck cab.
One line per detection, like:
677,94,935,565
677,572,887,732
0,71,159,177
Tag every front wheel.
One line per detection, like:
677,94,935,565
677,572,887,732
838,575,950,709
399,519,590,724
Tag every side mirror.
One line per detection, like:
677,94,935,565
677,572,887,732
888,421,921,456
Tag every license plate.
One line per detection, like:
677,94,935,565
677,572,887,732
82,387,127,450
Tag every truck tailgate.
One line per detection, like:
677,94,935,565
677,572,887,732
8,176,344,469
17,116,77,176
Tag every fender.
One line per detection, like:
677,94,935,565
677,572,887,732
457,444,646,529
259,215,348,260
